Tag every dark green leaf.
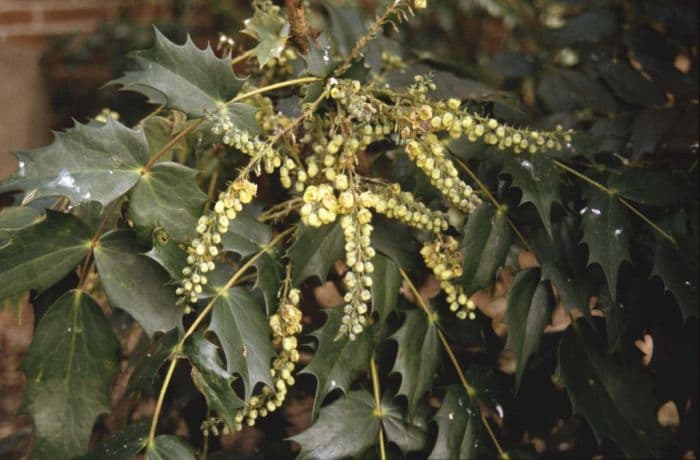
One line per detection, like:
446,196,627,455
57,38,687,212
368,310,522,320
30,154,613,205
184,333,244,428
325,3,366,55
114,28,251,119
538,70,617,114
390,310,440,414
145,229,188,279
503,154,561,235
0,206,44,231
0,211,91,300
94,230,182,337
288,222,344,286
381,396,429,455
599,61,666,107
84,421,148,460
145,435,195,460
290,390,379,460
546,10,616,46
128,329,179,394
253,249,283,316
581,190,631,300
652,238,698,321
207,287,275,400
128,162,207,242
142,115,189,159
372,216,420,271
557,321,672,458
370,254,400,324
0,118,148,206
607,170,688,206
458,204,512,294
301,309,374,418
532,230,589,315
429,385,486,460
504,268,552,389
242,6,289,67
21,290,119,459
221,212,272,257
629,108,677,158
303,33,337,78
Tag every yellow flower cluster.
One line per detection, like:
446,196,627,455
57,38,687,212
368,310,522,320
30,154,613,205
420,237,476,319
176,178,257,306
233,288,303,431
405,138,482,214
338,206,375,340
261,48,298,81
300,184,339,227
360,184,449,233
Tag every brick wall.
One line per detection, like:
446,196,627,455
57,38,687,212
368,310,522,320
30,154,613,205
0,0,179,44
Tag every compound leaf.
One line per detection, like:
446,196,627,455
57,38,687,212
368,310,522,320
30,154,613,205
207,287,275,400
85,421,149,460
504,268,552,389
429,385,487,460
0,206,44,231
253,252,282,315
557,321,672,458
21,290,119,459
128,162,207,242
504,154,562,235
652,238,698,321
459,203,512,294
0,118,148,206
370,254,400,324
290,390,379,460
288,222,344,286
581,190,631,300
94,230,182,337
221,211,273,257
0,211,91,301
145,435,195,460
241,6,289,68
300,309,374,418
390,309,440,415
113,28,250,118
382,396,429,455
184,333,244,429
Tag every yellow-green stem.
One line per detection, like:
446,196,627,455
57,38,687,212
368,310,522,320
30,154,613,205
231,48,255,65
228,76,320,103
453,157,532,252
369,357,387,460
146,227,294,444
398,267,506,458
552,159,676,245
144,77,319,172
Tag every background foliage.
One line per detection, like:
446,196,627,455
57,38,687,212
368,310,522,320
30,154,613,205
0,0,697,459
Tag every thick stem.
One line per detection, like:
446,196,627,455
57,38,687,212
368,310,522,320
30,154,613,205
285,0,311,54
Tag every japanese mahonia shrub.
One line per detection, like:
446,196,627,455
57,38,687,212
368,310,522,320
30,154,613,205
0,0,695,459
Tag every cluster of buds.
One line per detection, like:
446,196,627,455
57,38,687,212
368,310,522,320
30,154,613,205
176,178,257,306
405,138,482,214
300,184,339,227
337,206,375,340
420,237,476,319
233,288,303,430
407,75,437,102
361,184,449,233
401,76,570,154
261,48,298,81
380,51,406,71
